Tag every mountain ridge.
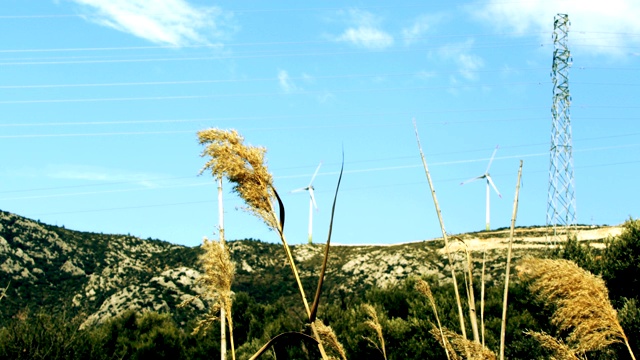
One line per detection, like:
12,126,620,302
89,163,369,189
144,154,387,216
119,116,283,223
0,208,621,328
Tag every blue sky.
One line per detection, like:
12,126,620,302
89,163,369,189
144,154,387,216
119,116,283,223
1,0,639,247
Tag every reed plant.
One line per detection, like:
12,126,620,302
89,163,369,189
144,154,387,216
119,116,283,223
499,160,523,360
430,328,496,360
198,128,343,359
518,257,637,360
313,319,347,360
362,303,387,360
193,237,236,359
414,120,528,359
416,279,450,360
523,330,580,360
413,120,470,346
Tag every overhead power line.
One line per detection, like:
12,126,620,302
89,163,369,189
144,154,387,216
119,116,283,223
2,143,639,201
0,82,549,104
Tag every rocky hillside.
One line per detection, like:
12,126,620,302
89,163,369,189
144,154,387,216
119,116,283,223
0,209,621,328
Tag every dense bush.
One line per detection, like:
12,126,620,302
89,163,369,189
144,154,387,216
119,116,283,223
2,220,639,359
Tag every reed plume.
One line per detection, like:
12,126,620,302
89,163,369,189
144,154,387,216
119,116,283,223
416,279,451,360
518,258,636,359
524,331,580,360
198,128,277,231
362,303,387,360
313,319,347,360
430,328,497,360
187,237,236,360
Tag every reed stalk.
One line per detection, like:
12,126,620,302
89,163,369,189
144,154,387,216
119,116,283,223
217,177,229,360
481,248,487,348
413,120,469,348
499,160,523,360
462,242,480,343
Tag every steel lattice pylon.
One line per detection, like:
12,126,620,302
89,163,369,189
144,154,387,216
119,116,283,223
547,13,577,242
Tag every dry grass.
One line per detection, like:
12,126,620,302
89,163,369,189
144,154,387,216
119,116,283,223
524,331,580,360
362,303,387,360
416,279,451,360
0,282,8,302
518,258,636,359
181,237,237,359
430,328,497,360
195,237,235,334
198,128,278,231
314,319,347,360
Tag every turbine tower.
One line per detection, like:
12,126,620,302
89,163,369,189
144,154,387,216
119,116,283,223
547,13,577,242
461,146,502,231
292,162,322,244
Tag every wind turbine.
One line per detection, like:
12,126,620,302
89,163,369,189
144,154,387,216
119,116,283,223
461,146,502,231
292,162,322,244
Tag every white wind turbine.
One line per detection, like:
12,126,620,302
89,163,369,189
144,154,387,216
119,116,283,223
292,162,322,244
461,146,502,231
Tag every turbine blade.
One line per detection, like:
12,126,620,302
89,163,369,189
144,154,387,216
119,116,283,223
291,187,307,193
487,175,502,198
308,161,323,186
485,145,499,174
461,175,485,185
309,188,318,210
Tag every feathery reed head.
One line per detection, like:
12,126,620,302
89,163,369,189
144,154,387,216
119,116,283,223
524,331,580,360
198,128,277,230
431,327,496,360
313,319,347,360
415,279,436,307
362,303,387,360
517,257,630,354
190,236,235,335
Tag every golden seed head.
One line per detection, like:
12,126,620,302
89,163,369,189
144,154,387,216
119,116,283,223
518,257,628,353
198,128,278,230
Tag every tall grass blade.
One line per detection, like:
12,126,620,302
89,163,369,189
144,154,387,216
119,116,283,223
310,151,344,322
271,185,286,235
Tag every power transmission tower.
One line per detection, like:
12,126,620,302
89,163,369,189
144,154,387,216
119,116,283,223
547,13,577,243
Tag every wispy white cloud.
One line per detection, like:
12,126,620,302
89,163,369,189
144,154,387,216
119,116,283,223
334,9,393,50
402,13,446,45
70,0,231,46
416,70,437,80
437,39,484,81
467,0,640,57
45,164,163,187
278,70,299,93
317,92,335,104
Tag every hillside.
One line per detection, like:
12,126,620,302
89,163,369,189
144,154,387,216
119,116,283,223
0,209,621,328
